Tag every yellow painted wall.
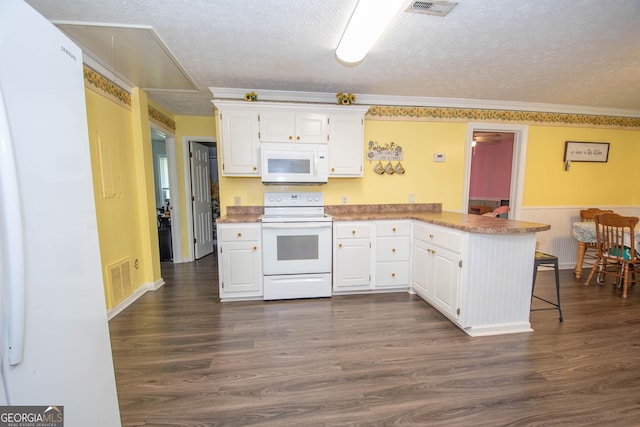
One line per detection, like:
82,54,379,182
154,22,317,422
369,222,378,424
359,120,466,210
85,72,640,311
217,118,640,215
130,88,161,284
219,120,467,214
84,67,640,310
85,89,145,308
524,126,640,206
173,114,217,257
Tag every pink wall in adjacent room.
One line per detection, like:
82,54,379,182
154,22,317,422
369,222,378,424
469,136,514,200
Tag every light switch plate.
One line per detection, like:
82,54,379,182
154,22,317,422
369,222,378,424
433,153,445,162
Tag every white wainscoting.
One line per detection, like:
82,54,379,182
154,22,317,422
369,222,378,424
519,206,640,270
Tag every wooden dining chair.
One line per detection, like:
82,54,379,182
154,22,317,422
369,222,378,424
579,208,614,268
584,213,639,298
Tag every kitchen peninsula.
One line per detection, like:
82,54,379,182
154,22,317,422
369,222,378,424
216,203,550,337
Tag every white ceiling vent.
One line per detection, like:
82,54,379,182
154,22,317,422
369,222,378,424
406,1,458,17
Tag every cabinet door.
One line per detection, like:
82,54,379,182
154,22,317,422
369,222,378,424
219,109,260,175
295,112,328,143
328,113,364,176
411,238,430,298
259,110,295,142
334,238,370,290
431,245,461,320
220,241,261,294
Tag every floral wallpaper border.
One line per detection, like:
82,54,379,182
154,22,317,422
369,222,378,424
83,66,131,108
148,104,176,131
366,105,640,129
83,65,175,131
84,67,638,130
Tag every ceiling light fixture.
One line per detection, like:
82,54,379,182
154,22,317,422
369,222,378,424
335,0,409,66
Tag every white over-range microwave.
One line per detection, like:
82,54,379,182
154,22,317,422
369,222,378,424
260,143,328,185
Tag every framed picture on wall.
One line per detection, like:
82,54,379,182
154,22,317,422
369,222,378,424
563,141,609,162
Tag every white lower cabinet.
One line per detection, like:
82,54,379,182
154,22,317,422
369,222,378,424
411,238,431,297
217,223,262,301
333,222,371,292
220,217,538,336
411,222,463,321
373,221,411,289
430,244,462,320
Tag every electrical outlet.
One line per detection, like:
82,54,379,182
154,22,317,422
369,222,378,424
409,193,415,203
341,195,348,205
234,196,241,206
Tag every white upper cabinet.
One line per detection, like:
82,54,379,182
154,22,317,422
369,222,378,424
260,111,328,143
328,113,364,177
217,107,260,176
213,100,368,178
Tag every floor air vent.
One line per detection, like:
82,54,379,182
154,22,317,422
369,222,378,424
406,1,458,16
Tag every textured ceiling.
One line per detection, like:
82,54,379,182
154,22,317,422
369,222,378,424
25,0,640,117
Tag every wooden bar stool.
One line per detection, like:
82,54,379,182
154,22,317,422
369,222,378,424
531,251,563,322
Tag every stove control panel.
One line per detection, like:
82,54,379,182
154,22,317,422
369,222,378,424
264,192,324,208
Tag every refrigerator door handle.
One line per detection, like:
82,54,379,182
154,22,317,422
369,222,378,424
0,86,26,366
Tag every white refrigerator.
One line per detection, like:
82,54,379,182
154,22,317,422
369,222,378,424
0,0,122,425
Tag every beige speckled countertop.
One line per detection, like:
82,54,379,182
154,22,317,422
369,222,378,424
217,203,550,234
216,206,263,223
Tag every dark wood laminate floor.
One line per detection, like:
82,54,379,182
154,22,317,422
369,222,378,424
109,255,640,426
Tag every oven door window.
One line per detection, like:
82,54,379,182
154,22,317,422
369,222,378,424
277,234,318,260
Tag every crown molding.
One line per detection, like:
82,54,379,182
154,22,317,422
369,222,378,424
82,54,133,93
209,87,640,118
210,88,339,104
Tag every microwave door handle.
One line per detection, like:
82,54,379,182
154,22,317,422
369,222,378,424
262,222,331,229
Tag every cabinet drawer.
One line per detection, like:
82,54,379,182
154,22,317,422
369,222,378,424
376,221,411,236
431,227,462,250
413,223,462,251
375,262,410,286
219,225,260,241
335,223,371,239
375,237,410,261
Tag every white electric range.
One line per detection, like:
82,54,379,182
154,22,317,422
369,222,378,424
261,192,332,300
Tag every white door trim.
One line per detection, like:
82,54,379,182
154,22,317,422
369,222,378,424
462,123,529,220
182,136,216,262
150,124,182,263
165,135,182,262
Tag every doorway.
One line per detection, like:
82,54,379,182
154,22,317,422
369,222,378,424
463,123,529,219
151,128,177,261
182,137,218,261
468,131,514,217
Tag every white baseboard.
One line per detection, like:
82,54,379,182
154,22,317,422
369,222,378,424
107,278,165,320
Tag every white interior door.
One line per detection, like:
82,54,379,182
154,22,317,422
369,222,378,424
190,142,213,259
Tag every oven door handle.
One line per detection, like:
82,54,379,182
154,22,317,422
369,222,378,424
262,222,332,229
